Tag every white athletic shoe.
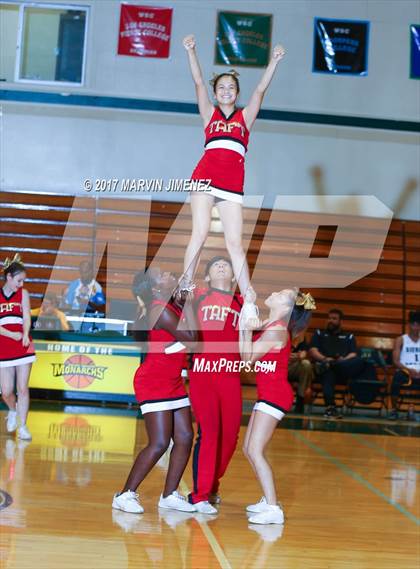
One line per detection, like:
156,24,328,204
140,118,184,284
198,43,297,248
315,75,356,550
248,505,284,525
246,496,270,513
18,424,32,441
158,491,196,512
112,490,144,514
6,410,17,433
194,501,218,515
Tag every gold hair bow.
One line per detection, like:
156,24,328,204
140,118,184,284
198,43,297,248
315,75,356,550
209,69,240,86
296,292,316,310
3,253,22,270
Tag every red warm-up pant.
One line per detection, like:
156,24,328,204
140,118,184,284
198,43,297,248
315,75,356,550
188,369,242,504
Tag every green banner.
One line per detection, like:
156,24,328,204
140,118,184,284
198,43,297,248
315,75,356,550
215,11,272,67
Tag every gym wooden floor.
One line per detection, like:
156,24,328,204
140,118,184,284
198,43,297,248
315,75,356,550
0,404,418,569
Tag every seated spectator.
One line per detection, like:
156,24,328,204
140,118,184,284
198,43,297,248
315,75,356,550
309,309,365,419
31,293,70,331
288,335,314,413
389,310,420,421
62,261,105,314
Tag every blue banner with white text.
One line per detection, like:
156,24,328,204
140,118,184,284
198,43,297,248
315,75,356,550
410,25,420,79
313,18,369,75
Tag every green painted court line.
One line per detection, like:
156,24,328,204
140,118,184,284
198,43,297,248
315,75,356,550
350,433,420,474
292,431,420,526
2,89,419,133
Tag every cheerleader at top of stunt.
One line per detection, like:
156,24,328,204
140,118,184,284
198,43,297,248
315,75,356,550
0,254,36,441
112,268,198,515
180,34,286,328
240,290,316,525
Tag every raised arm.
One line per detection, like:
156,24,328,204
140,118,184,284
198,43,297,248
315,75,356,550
151,301,197,348
242,44,286,131
183,35,214,126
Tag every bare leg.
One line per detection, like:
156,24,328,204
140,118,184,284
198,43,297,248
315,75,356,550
182,193,214,285
216,200,251,297
245,411,279,505
15,364,32,425
122,411,173,492
243,410,256,453
162,407,193,497
0,367,16,411
243,410,259,478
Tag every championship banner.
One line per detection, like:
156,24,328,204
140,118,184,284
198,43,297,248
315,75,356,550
313,18,369,75
30,340,141,396
410,25,420,79
215,11,272,67
118,4,172,58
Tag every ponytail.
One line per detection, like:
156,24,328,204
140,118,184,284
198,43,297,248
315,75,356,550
288,292,316,338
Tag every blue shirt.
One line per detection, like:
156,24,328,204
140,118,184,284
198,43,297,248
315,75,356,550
64,279,105,310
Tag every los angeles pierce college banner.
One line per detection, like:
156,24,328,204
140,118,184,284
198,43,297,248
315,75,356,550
215,11,272,67
118,4,173,58
313,18,370,75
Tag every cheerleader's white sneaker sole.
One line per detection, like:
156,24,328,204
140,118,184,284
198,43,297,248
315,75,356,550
158,491,196,512
194,501,218,515
18,425,32,441
248,505,284,525
112,491,144,514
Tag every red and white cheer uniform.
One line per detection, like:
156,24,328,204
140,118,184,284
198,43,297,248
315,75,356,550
133,300,190,415
0,287,36,368
191,107,249,204
189,287,243,504
253,320,293,421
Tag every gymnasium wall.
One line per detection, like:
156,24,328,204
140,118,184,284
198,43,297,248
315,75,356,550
0,0,419,219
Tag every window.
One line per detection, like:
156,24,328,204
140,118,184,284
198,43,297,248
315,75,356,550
0,4,19,82
0,2,88,86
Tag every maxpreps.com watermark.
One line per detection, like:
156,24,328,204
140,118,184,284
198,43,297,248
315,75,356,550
193,358,276,374
83,178,211,193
